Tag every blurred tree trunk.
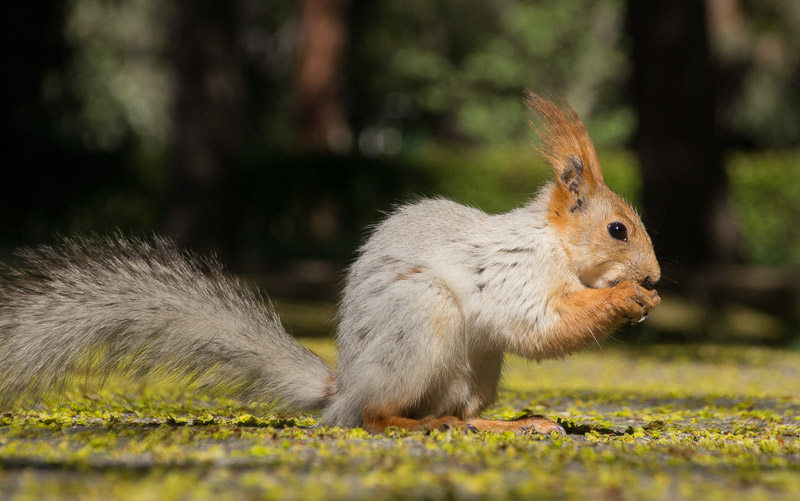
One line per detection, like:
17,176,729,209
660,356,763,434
0,0,69,242
166,0,245,254
295,0,352,152
626,0,738,267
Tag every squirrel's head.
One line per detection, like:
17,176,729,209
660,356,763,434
526,91,660,290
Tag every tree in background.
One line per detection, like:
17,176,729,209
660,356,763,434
165,0,245,253
295,0,352,152
626,0,738,266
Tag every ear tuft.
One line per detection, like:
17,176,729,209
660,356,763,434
524,91,605,189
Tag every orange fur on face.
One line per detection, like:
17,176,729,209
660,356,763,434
526,92,660,289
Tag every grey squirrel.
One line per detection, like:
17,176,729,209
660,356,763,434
0,93,660,434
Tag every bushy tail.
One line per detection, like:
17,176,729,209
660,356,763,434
0,236,335,410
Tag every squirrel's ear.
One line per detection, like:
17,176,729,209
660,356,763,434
525,91,605,205
559,154,590,211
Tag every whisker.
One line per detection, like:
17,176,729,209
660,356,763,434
588,328,604,354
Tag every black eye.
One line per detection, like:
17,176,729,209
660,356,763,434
607,222,628,242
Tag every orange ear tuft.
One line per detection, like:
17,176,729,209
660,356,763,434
524,91,605,188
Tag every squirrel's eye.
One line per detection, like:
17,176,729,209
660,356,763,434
607,222,628,242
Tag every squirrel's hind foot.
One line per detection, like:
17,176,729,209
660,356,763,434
362,411,477,434
467,416,566,436
362,410,566,436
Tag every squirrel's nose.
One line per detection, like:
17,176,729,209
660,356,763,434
642,276,655,290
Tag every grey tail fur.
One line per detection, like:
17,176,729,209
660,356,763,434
0,236,335,411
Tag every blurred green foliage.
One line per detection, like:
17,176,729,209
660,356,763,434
24,147,798,268
406,147,640,213
43,0,173,152
709,1,800,146
729,152,800,265
352,0,630,148
5,0,800,268
46,0,800,155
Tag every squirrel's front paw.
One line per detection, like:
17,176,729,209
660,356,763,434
612,281,661,323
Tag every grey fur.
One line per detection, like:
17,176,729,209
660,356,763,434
321,197,555,427
0,236,334,411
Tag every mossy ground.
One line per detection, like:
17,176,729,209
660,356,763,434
1,339,798,500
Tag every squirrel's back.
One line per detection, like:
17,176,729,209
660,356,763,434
325,194,562,427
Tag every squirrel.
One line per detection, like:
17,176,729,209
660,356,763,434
0,92,660,435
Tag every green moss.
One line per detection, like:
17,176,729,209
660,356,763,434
1,340,799,500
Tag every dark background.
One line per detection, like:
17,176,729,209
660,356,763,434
2,0,799,345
